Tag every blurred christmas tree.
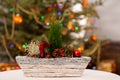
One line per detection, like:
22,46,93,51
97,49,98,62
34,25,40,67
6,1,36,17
0,0,102,62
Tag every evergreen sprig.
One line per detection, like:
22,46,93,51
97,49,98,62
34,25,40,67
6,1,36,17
48,20,62,53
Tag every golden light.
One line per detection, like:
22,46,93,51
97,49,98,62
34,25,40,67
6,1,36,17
67,21,73,30
70,13,75,18
78,46,84,52
91,34,98,41
83,0,89,7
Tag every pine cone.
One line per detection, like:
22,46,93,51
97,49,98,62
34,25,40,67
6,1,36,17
52,48,65,57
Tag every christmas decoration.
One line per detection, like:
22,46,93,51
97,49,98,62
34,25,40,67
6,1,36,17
58,4,63,9
70,13,75,18
59,23,63,27
10,43,14,49
67,21,73,30
73,49,82,57
75,26,79,31
22,44,26,48
53,3,57,8
77,15,87,26
9,7,14,13
62,28,68,35
70,30,86,39
24,20,82,58
91,34,98,41
41,15,45,21
4,0,103,75
39,42,50,58
83,0,89,7
39,42,45,58
52,48,65,57
78,46,84,52
48,21,62,53
47,7,52,12
25,41,39,56
0,63,20,71
16,55,91,77
45,54,51,58
71,3,83,13
13,14,23,24
57,11,62,16
0,0,102,67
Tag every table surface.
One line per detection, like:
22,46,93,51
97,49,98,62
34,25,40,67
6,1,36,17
0,69,120,80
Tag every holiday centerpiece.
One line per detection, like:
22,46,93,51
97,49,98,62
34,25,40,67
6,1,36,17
16,20,91,77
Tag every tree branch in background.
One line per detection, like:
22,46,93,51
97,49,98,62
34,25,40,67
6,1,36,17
60,9,69,22
1,35,15,62
17,4,33,15
17,4,44,27
10,8,15,39
33,15,44,26
3,17,9,38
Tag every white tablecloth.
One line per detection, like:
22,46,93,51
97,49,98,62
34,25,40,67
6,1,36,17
0,69,120,80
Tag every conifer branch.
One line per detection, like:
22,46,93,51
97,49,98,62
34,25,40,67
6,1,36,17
11,6,15,39
1,35,15,62
17,4,45,27
3,17,9,38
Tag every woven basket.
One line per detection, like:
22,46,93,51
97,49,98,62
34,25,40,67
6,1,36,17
16,56,91,77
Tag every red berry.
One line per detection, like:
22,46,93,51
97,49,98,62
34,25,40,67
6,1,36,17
61,53,65,57
45,54,51,58
73,49,81,57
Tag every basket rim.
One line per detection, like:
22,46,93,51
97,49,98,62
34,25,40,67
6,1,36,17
16,56,91,60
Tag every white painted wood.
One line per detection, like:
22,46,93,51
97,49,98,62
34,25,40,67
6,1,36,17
16,56,91,78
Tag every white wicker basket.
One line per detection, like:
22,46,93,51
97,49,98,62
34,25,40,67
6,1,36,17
16,56,91,78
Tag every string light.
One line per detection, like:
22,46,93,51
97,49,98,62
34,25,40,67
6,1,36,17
47,7,52,12
9,7,13,13
59,23,63,27
41,15,45,20
78,46,84,52
57,11,62,16
18,46,22,50
75,26,79,31
71,3,83,13
59,4,63,9
71,27,74,31
70,13,75,18
53,3,57,7
67,21,73,30
22,44,26,48
10,44,14,49
83,0,89,7
91,34,98,41
46,22,50,26
16,43,22,50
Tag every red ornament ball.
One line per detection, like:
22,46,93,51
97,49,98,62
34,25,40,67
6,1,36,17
73,49,81,57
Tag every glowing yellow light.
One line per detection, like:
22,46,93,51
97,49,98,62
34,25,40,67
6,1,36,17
78,46,84,51
67,21,73,30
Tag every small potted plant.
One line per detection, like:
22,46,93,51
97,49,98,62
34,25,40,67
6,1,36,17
16,20,91,77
